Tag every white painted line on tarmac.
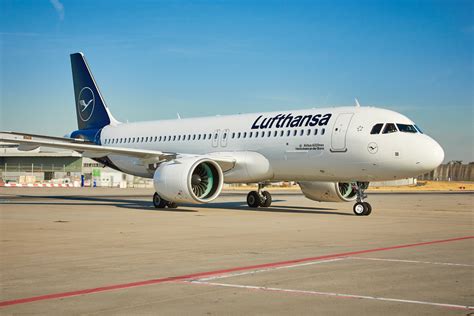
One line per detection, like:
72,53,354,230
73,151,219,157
195,258,346,282
188,281,474,311
348,256,474,267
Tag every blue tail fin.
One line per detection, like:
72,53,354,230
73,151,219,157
70,52,118,130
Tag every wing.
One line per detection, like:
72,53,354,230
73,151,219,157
0,131,237,171
0,131,171,160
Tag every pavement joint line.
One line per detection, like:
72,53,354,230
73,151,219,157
194,258,346,282
0,235,472,308
348,256,474,267
186,280,474,311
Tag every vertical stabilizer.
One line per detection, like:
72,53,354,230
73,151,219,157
70,52,119,130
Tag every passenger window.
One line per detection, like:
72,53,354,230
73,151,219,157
397,124,417,133
238,132,241,139
232,132,235,139
287,130,291,136
168,136,171,141
314,129,318,135
255,131,259,137
249,132,253,138
370,123,384,134
223,133,227,139
243,132,247,138
321,128,325,135
382,123,397,134
198,134,201,140
267,131,271,137
178,135,181,141
307,129,311,136
300,129,304,136
293,130,297,136
193,135,196,140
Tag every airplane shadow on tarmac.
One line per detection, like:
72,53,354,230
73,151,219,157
6,195,351,216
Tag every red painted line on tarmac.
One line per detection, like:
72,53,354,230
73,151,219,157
1,235,472,307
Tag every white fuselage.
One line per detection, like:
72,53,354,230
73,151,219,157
99,106,444,183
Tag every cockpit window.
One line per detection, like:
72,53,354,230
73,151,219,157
397,124,417,133
370,123,384,134
414,125,423,134
382,123,397,134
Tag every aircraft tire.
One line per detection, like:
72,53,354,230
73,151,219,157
167,202,178,209
260,191,272,207
362,202,372,215
247,191,260,208
153,192,168,208
353,202,366,216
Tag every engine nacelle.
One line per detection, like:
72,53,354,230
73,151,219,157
153,157,224,204
299,181,358,202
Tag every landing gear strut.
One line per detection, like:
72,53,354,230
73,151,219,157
247,183,272,208
153,192,178,209
352,182,371,216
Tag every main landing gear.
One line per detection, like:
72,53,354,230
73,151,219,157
247,183,272,208
352,182,371,216
153,192,178,209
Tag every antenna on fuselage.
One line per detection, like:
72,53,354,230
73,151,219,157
355,98,361,107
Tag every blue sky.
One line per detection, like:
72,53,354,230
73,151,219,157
1,0,472,162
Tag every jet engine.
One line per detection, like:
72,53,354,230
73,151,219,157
298,181,358,202
153,157,224,204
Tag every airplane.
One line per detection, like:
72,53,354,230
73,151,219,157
0,52,445,216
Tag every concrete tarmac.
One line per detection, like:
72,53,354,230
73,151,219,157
0,188,472,315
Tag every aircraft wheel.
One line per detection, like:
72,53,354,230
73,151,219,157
260,191,272,207
167,202,178,209
153,192,168,208
247,191,261,208
353,202,367,216
362,202,372,216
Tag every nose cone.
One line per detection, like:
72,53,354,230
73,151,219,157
420,137,444,172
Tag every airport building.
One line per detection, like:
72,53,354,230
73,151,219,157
0,143,141,187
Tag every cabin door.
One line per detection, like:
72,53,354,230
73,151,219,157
331,113,354,152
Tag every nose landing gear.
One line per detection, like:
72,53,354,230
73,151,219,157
247,183,272,208
352,182,371,216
